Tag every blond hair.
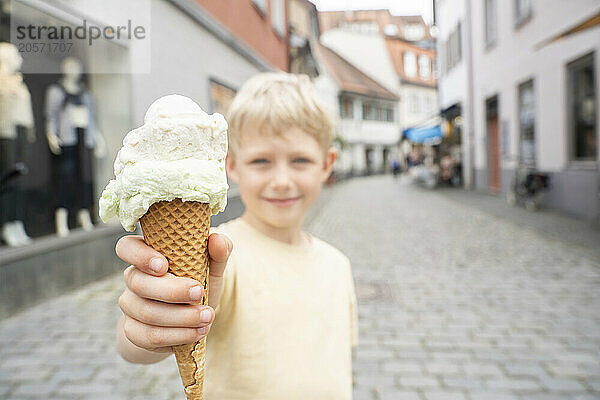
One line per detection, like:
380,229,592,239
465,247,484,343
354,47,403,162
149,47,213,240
226,72,336,156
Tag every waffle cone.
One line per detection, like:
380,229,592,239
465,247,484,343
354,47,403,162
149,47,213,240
140,198,211,400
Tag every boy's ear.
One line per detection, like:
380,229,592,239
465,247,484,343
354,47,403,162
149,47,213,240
321,147,337,182
225,152,240,184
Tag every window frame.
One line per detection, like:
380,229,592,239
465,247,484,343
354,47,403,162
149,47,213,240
418,54,431,80
484,0,497,50
339,96,354,119
566,52,597,163
252,0,268,18
514,0,533,29
270,0,286,38
517,79,536,166
404,51,417,78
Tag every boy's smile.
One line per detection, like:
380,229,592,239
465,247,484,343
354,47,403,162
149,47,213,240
226,124,336,244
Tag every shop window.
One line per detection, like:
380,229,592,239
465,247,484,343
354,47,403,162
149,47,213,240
210,80,236,117
568,53,597,161
518,79,535,165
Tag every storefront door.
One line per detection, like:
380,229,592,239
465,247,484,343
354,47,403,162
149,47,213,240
486,97,501,193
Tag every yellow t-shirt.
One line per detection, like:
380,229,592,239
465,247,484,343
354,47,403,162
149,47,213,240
205,217,358,399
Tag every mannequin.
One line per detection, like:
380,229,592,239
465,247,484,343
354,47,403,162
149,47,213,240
0,42,35,247
45,57,106,237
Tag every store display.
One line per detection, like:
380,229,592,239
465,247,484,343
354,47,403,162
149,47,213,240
0,42,35,247
44,56,106,237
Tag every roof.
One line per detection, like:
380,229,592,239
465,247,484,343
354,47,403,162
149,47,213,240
318,9,433,41
316,43,398,101
385,37,437,87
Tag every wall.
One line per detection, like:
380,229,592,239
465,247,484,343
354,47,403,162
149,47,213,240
195,0,288,71
436,0,467,110
320,28,399,93
400,84,439,128
470,0,600,172
470,0,600,218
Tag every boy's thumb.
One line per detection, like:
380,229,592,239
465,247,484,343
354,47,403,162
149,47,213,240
208,233,232,278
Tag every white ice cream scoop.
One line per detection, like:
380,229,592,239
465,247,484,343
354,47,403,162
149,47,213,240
99,94,228,231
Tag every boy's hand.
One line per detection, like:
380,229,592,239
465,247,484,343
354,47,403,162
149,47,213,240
115,233,232,354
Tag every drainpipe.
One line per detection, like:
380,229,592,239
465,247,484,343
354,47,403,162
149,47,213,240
464,0,476,190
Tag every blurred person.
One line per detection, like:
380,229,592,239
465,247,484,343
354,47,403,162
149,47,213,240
391,158,400,178
407,147,422,169
114,73,358,399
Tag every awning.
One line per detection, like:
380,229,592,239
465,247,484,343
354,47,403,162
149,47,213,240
403,125,443,144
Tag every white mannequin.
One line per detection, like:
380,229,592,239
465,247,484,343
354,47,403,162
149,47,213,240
0,42,35,247
46,57,106,236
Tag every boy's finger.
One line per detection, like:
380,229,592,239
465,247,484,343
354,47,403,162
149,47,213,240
116,235,168,276
208,233,232,278
122,314,211,351
123,266,205,304
119,289,214,328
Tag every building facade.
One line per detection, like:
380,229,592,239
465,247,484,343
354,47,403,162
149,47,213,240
436,0,600,220
314,44,400,176
318,10,438,153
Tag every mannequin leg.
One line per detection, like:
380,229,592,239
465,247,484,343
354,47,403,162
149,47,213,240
13,129,30,244
1,138,19,245
2,221,23,247
56,146,77,236
77,209,93,231
13,220,32,243
56,208,70,237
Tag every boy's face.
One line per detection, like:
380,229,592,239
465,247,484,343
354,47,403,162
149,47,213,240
226,125,336,231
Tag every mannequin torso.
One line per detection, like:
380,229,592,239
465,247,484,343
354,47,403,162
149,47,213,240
59,77,89,128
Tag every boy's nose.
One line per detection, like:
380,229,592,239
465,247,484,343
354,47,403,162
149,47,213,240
271,165,292,190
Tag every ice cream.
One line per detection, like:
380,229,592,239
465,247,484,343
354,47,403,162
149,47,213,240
99,94,228,231
100,94,228,399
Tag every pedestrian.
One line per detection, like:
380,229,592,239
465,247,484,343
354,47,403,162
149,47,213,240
391,158,400,178
113,73,358,399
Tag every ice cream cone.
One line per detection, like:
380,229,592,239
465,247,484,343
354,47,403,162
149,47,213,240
140,198,211,400
99,94,228,399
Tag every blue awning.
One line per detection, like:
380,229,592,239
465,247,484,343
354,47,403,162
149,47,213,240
403,125,443,144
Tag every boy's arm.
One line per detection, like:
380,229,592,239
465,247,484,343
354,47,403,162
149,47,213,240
116,314,172,364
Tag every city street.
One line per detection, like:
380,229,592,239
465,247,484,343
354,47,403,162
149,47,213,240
1,174,600,400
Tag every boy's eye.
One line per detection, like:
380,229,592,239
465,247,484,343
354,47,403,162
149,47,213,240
293,158,311,163
250,158,269,164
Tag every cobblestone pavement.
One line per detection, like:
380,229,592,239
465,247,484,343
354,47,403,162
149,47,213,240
1,174,600,399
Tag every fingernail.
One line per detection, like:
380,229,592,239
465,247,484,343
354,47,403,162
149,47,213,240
150,257,164,273
189,286,203,301
200,309,212,323
197,326,209,336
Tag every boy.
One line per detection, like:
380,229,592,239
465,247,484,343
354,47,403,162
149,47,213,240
114,73,358,399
